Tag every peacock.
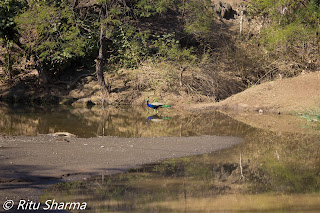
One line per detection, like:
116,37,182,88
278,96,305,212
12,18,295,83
146,99,171,112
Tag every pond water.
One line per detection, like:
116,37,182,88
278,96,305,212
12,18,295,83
41,126,320,212
1,104,320,212
0,104,254,138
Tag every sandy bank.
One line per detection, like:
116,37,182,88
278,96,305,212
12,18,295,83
0,135,242,203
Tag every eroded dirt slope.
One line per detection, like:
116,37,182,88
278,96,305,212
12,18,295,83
213,72,320,114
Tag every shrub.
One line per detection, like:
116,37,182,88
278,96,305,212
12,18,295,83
16,1,96,81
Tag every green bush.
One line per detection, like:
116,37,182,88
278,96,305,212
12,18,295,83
0,0,27,42
250,0,320,46
182,0,216,38
16,1,96,79
107,25,150,69
0,0,27,78
153,33,197,63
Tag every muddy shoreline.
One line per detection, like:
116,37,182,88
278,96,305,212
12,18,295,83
0,135,243,204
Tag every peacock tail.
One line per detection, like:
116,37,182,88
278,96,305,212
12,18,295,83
161,104,171,108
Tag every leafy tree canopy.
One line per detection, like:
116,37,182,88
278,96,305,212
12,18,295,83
13,0,217,83
16,0,96,76
0,0,27,42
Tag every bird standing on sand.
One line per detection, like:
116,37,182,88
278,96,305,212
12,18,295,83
146,100,171,113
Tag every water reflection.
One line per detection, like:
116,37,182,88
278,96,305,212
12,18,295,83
3,104,320,211
0,105,254,138
42,129,320,212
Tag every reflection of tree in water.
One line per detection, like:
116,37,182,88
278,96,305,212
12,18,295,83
0,105,253,137
0,108,40,136
91,107,146,137
43,130,320,212
0,106,99,137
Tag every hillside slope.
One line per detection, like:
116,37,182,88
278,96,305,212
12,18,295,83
214,72,320,114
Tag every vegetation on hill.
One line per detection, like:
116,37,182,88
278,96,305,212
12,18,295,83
0,0,320,105
247,0,320,77
1,1,218,91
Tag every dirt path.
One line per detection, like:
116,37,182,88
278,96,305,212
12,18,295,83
0,135,242,204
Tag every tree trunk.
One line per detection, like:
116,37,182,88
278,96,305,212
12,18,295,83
179,66,186,87
37,64,48,86
5,43,12,79
96,4,109,95
7,51,12,79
